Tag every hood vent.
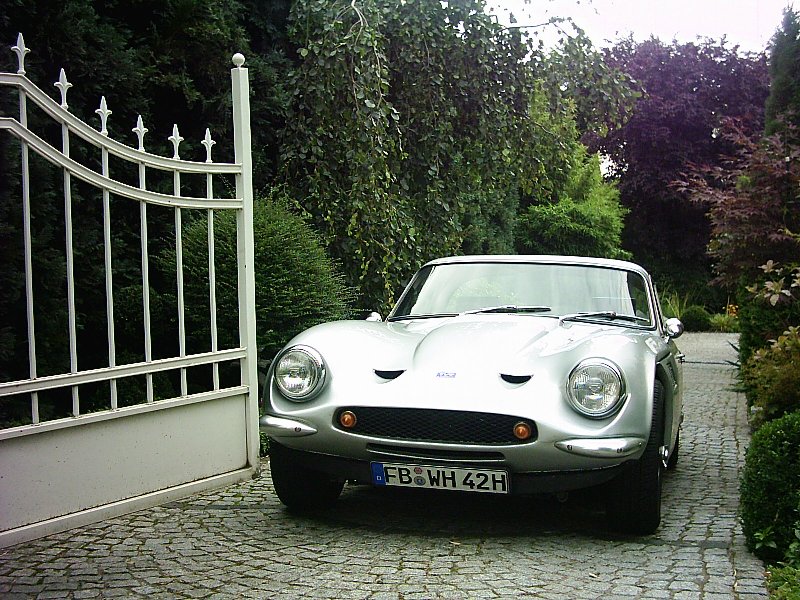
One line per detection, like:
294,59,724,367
500,374,532,384
374,369,405,380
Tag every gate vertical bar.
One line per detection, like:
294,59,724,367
134,116,154,403
203,127,220,391
15,36,38,424
230,53,259,468
208,205,220,391
169,125,187,397
61,107,80,417
97,97,117,410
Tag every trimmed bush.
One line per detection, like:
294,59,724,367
740,410,800,562
680,305,712,331
178,189,355,361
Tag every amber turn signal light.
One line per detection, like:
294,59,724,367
513,421,532,440
339,410,357,428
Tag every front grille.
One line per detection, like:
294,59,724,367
334,407,536,445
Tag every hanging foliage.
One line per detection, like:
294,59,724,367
280,0,636,311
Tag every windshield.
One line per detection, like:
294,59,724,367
391,262,653,326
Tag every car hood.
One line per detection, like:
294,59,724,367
286,315,656,381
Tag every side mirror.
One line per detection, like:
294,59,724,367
665,318,684,339
366,312,383,322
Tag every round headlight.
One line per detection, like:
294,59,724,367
567,360,625,418
274,345,326,401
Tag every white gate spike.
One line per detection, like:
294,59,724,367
54,69,72,110
133,115,148,151
202,128,216,163
11,33,29,75
169,124,184,159
95,96,112,136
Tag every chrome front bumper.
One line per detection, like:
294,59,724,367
262,414,644,460
260,415,317,437
554,437,645,458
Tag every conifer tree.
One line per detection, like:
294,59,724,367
765,8,800,135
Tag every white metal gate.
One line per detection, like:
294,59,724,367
0,34,259,547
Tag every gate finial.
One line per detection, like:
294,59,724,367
232,53,245,68
133,116,148,151
95,96,112,136
201,128,216,163
55,69,72,109
169,124,184,159
12,33,30,75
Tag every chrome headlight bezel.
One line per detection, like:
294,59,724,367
273,345,326,402
566,359,626,419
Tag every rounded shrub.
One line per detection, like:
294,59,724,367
679,305,712,331
179,188,354,361
740,410,800,562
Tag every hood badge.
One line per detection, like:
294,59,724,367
435,371,457,379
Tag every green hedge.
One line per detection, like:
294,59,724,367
740,410,800,562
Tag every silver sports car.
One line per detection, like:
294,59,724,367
260,255,684,534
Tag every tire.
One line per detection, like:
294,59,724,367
269,441,344,510
607,380,665,535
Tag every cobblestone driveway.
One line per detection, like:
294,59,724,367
0,333,767,599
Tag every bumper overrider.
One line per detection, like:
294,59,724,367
259,413,644,494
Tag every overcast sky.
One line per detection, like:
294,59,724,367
489,0,794,53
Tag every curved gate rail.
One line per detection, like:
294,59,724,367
0,34,259,547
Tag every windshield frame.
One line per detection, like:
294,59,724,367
389,259,658,330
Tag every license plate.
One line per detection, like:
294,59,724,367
370,462,509,494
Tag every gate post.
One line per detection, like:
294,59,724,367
230,53,260,470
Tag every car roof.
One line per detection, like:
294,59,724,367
423,255,650,278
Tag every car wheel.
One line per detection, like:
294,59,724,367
607,380,665,535
268,441,344,510
666,429,680,471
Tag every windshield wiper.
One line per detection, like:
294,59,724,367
461,305,552,315
387,313,457,322
559,311,650,326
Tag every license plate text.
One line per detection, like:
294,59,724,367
371,462,509,494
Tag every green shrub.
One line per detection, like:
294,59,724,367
178,189,355,361
515,150,629,260
742,327,800,427
740,410,800,562
709,313,739,333
680,305,712,331
768,563,800,600
738,280,800,364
